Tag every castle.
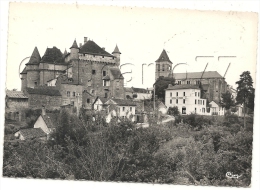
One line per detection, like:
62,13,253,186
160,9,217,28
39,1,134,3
20,37,125,110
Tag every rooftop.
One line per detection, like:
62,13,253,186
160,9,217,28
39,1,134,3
166,84,200,90
26,86,62,96
41,113,59,129
79,40,114,57
105,98,137,106
19,128,46,139
174,71,223,79
155,49,172,63
6,90,28,99
25,47,41,65
41,46,65,63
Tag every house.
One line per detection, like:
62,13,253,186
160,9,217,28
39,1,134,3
208,101,225,116
5,90,28,121
33,108,59,137
93,97,107,111
104,98,137,123
165,84,207,115
14,128,47,140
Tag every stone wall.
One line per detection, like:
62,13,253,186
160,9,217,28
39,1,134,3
155,61,172,80
28,94,62,110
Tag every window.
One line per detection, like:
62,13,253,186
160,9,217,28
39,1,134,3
103,71,106,76
183,92,185,96
34,82,37,86
195,99,197,104
198,92,200,97
176,92,178,96
195,108,197,113
182,107,186,114
157,64,160,71
203,100,204,105
176,99,178,104
122,107,125,111
195,92,197,96
88,80,91,86
71,101,74,106
73,92,76,97
162,64,165,71
177,81,181,85
183,99,185,104
130,107,132,111
187,81,190,84
67,91,70,97
103,80,106,86
170,92,172,97
170,99,172,104
91,89,95,94
104,92,108,98
87,99,90,103
92,70,96,75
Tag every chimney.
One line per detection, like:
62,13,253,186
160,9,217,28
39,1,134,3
84,37,88,44
42,105,46,116
102,47,105,50
79,43,82,48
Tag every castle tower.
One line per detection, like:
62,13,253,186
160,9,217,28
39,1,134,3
155,49,173,80
70,39,79,60
112,45,121,67
25,47,41,88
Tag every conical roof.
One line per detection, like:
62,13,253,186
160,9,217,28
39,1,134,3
20,67,27,74
70,39,79,49
26,47,41,65
155,49,172,63
112,45,121,54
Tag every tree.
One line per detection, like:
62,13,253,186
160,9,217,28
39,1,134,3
235,71,254,127
220,91,235,110
152,76,175,102
167,106,180,117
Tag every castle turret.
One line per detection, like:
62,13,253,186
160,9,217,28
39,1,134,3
70,39,79,60
25,47,41,88
112,45,121,66
155,49,172,80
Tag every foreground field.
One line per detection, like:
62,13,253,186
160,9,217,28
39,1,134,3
3,111,253,187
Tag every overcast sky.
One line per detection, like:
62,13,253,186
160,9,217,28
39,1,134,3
6,3,258,90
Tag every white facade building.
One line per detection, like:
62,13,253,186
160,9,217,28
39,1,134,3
165,84,207,115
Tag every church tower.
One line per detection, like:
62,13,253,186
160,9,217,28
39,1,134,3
155,49,173,80
112,45,121,67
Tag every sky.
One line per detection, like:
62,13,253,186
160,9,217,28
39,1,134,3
5,2,258,91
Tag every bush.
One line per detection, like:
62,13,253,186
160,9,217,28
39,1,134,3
175,114,212,130
167,106,180,117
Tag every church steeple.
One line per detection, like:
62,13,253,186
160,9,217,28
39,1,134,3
155,49,173,80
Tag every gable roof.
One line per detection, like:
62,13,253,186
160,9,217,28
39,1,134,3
19,128,46,139
79,40,114,57
110,68,124,79
112,45,121,54
105,99,137,106
166,84,200,90
93,96,107,105
6,90,28,99
25,47,41,65
156,49,172,63
41,113,59,129
174,71,223,79
41,46,65,63
26,86,62,96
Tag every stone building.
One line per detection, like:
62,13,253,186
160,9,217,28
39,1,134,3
20,37,125,111
24,86,62,110
5,90,28,121
124,87,153,100
173,71,227,104
155,49,173,80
